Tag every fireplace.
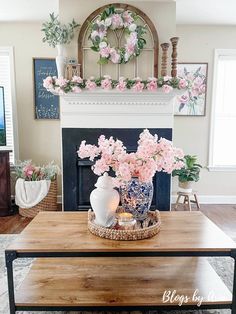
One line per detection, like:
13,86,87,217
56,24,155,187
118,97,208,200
62,128,172,211
59,90,179,211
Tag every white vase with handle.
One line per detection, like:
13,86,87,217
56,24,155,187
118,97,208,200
56,44,65,77
90,172,120,227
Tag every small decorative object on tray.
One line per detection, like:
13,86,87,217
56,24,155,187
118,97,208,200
88,209,161,241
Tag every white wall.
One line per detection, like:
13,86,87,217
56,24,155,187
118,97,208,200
0,23,61,191
173,25,236,197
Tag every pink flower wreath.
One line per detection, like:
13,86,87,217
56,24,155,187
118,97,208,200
89,6,146,65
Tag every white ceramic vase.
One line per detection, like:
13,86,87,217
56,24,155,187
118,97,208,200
56,44,65,77
90,173,120,227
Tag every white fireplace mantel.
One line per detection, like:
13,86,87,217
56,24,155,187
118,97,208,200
59,90,181,129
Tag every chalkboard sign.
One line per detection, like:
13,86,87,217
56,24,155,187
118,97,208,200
33,58,59,119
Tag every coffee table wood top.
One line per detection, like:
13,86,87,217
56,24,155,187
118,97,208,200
8,211,236,253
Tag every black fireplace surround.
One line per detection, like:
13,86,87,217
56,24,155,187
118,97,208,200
62,128,172,211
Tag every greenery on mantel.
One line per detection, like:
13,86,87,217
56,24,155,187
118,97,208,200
41,13,80,48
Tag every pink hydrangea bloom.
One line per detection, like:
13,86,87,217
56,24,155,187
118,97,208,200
55,77,68,88
111,14,123,28
100,46,111,58
85,80,97,90
101,78,112,90
116,79,127,92
72,86,82,93
132,81,144,92
109,49,120,64
43,76,53,89
122,11,134,26
71,76,83,84
162,85,173,94
147,80,157,91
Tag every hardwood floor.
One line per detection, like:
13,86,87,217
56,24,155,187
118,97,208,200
1,205,236,241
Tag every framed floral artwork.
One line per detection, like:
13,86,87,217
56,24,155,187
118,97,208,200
175,63,208,116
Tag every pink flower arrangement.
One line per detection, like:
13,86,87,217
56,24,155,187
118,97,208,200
77,129,184,185
147,78,157,91
15,160,60,181
111,13,123,28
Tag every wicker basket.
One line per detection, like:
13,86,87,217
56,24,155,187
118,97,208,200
19,179,57,218
88,209,161,241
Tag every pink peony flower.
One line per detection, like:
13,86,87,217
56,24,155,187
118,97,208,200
178,78,188,89
85,80,97,91
162,85,173,94
116,79,127,92
23,164,35,178
147,80,157,91
109,49,120,64
111,14,123,28
55,77,68,88
100,46,111,58
125,42,135,54
132,81,144,92
101,78,112,90
71,76,83,84
122,11,134,26
72,86,82,93
43,76,53,89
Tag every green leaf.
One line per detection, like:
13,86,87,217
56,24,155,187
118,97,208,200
98,57,108,65
91,46,99,52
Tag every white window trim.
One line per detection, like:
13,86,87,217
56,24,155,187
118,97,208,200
0,46,19,164
208,49,236,172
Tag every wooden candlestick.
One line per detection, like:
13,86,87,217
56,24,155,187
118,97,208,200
170,37,179,77
160,43,170,77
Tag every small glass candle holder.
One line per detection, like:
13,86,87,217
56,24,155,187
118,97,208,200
117,212,136,230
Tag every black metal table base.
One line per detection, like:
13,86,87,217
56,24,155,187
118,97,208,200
5,250,236,314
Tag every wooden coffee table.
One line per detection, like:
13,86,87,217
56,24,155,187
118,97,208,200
5,211,236,313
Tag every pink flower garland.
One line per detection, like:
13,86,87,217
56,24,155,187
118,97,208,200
43,75,188,94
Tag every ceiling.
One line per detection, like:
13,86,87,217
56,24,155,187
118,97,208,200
0,0,235,25
176,0,236,25
0,0,58,22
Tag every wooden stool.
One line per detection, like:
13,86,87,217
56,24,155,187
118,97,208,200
175,191,200,211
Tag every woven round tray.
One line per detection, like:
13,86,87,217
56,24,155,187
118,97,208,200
88,209,161,241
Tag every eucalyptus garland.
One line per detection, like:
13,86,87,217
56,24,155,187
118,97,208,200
89,6,146,64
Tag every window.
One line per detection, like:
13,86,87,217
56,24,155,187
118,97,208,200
0,47,18,164
209,49,236,171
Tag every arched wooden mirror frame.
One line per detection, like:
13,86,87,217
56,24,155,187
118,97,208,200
78,3,159,78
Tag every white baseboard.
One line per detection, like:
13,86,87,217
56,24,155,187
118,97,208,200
57,195,236,205
171,195,236,204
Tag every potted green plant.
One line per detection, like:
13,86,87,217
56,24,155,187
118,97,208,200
172,155,202,193
41,13,79,77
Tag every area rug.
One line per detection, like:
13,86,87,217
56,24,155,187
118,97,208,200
0,234,232,314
